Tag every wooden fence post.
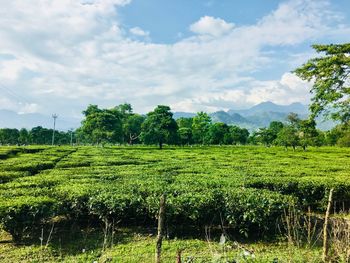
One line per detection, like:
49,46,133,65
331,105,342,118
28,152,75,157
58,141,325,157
156,194,166,263
322,188,334,262
176,250,182,263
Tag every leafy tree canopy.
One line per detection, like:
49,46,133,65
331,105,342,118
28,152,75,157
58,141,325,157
294,43,350,124
81,105,123,144
124,114,145,145
192,112,212,144
140,105,178,149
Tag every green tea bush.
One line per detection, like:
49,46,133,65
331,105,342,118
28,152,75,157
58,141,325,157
0,146,349,242
0,196,57,242
0,147,21,159
246,176,350,210
223,188,294,236
0,171,30,183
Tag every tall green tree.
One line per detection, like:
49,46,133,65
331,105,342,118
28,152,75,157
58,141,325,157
124,114,145,145
0,129,19,145
326,124,350,146
81,105,123,144
268,121,284,143
276,126,299,150
294,43,350,124
140,105,178,149
29,126,52,144
229,126,249,145
176,117,193,129
299,119,319,150
112,103,144,144
192,112,211,144
208,122,229,145
178,127,192,146
286,113,301,128
254,128,275,146
18,128,29,145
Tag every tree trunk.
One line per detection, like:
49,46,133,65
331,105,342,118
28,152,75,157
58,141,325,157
159,141,163,149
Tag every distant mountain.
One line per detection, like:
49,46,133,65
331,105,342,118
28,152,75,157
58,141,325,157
0,110,80,131
211,111,249,124
173,102,334,131
224,102,309,130
173,112,196,119
228,101,308,116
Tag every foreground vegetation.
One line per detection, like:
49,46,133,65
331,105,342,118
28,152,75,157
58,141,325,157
0,227,324,263
0,145,349,261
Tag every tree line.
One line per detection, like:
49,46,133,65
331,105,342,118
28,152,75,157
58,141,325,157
0,126,73,145
76,103,349,149
1,103,348,148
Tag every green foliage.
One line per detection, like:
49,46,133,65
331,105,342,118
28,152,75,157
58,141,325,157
208,122,229,145
0,129,19,145
123,114,145,145
1,146,350,243
178,127,192,145
176,117,193,129
0,102,347,148
254,128,275,146
140,105,178,149
276,125,299,149
192,112,212,144
224,188,293,236
337,132,350,147
0,196,57,242
294,43,350,123
81,105,123,144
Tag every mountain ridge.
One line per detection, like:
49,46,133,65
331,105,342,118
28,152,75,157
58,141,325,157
173,101,333,131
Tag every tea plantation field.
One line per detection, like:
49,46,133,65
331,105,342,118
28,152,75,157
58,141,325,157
0,146,349,262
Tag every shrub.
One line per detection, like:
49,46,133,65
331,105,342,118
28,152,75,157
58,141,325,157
0,196,57,242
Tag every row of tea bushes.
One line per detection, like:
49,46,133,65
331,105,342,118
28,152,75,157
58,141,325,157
0,147,76,182
0,183,293,242
0,146,349,243
245,176,350,210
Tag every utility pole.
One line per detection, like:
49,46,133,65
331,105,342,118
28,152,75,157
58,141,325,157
52,114,58,146
70,128,74,146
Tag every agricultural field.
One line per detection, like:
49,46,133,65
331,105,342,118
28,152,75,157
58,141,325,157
0,146,350,262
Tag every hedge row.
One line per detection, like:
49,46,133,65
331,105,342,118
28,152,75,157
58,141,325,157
245,176,350,210
0,185,294,242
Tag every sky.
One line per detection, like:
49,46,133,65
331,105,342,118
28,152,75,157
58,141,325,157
0,0,349,118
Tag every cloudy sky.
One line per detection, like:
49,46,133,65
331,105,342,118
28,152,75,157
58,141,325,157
0,0,349,118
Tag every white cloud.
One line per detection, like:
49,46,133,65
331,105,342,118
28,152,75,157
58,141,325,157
0,96,40,114
170,73,311,112
246,73,312,105
129,27,150,37
0,0,347,117
189,16,234,37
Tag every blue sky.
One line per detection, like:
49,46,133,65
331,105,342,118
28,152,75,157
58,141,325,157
0,0,349,119
120,0,281,43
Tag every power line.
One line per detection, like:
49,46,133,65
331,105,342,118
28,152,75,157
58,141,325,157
0,81,33,106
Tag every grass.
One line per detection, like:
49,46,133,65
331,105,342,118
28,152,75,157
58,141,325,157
0,226,322,263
